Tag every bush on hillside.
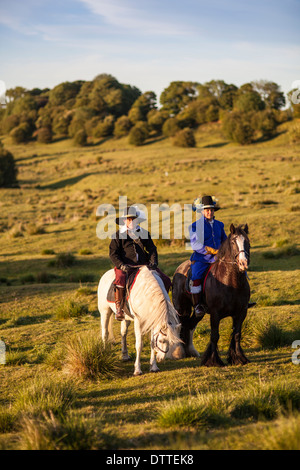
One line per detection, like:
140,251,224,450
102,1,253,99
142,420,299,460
173,127,196,148
0,143,18,187
10,122,32,143
128,121,149,146
73,129,87,146
222,111,255,145
114,115,132,137
37,126,53,143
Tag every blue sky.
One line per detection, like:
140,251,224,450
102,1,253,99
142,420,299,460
0,0,299,102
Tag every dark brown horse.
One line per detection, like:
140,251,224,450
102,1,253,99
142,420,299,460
172,224,251,366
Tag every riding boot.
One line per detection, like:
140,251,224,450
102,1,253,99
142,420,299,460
191,292,206,319
115,287,125,321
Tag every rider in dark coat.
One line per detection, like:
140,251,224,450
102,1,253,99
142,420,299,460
109,206,158,321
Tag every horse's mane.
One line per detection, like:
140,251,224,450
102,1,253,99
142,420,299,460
215,224,249,261
130,266,180,343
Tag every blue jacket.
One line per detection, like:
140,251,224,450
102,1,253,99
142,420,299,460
189,216,227,263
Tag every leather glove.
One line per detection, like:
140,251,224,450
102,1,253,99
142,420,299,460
205,246,218,255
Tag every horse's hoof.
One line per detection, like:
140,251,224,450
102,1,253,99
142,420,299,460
122,356,132,362
150,368,160,373
133,371,143,376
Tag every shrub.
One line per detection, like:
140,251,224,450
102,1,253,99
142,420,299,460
128,121,149,146
49,252,76,268
113,115,132,137
162,117,180,137
37,126,53,143
0,144,18,187
10,122,32,143
173,127,196,148
93,115,114,138
73,129,87,146
222,111,255,144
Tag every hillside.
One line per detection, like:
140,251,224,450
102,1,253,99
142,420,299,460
0,121,299,450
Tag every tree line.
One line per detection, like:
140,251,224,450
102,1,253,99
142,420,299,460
0,74,299,151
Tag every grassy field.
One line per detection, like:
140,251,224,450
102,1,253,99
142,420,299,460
0,121,299,450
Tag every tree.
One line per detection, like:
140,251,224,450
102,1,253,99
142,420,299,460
10,122,32,143
160,81,199,115
233,83,265,112
74,129,87,146
48,81,83,108
251,80,286,110
128,91,157,123
0,142,18,187
198,80,238,110
162,117,180,137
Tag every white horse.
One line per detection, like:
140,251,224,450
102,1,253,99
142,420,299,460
98,266,184,376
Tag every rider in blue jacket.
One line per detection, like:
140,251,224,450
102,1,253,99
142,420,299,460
189,195,227,318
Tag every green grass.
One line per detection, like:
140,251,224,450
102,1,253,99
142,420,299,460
0,121,299,449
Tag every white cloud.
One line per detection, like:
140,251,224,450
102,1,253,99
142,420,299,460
79,0,194,36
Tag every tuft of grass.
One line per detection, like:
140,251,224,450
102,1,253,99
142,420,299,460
157,393,229,429
48,252,76,268
257,413,300,450
230,380,300,422
0,407,17,433
41,249,55,255
25,223,45,235
13,375,76,417
252,315,290,349
54,299,89,320
18,411,97,450
63,331,120,381
262,244,300,259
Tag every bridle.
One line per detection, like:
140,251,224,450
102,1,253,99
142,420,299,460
151,328,169,354
219,236,250,267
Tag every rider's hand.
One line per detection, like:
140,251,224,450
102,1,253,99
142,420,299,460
120,264,129,272
205,246,218,255
149,263,158,270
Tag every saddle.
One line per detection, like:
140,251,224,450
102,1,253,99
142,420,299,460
107,268,141,316
185,265,211,295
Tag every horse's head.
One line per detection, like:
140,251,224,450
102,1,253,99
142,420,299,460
152,317,184,362
229,224,250,272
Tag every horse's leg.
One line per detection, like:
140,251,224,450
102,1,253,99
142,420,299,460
133,318,143,376
150,332,160,373
100,304,114,344
227,312,250,365
201,313,225,367
120,319,131,362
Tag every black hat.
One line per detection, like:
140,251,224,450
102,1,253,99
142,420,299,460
192,195,220,212
116,206,147,225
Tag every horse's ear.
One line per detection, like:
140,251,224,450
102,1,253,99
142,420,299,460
230,224,235,234
244,224,249,234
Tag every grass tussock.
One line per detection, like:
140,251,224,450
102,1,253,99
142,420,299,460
63,331,120,381
48,252,76,268
13,375,76,417
54,299,89,320
18,411,97,450
262,244,300,259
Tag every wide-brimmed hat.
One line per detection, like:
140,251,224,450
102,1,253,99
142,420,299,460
192,195,220,212
116,206,147,225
